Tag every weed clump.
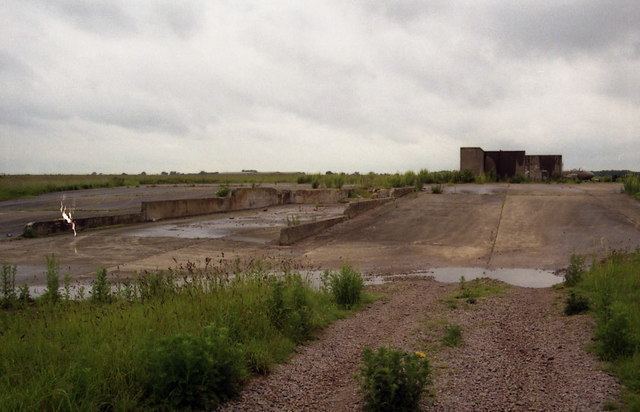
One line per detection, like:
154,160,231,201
359,347,431,411
91,268,111,303
564,254,585,286
567,250,640,409
325,265,364,308
623,174,640,199
441,324,463,347
215,184,230,197
564,291,589,315
596,303,635,361
143,325,247,409
431,184,443,194
44,254,60,303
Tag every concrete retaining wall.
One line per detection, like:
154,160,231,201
289,189,349,204
25,213,143,237
278,216,348,245
141,197,229,221
390,187,414,198
344,198,393,219
229,187,281,210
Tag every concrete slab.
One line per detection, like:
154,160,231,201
1,183,639,287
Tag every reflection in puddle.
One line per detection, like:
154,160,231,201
374,267,563,288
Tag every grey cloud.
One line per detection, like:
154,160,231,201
491,0,640,54
36,0,136,34
1,0,639,173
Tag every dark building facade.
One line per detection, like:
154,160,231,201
460,147,562,180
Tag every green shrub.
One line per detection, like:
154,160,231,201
215,184,231,197
91,268,111,303
359,347,431,411
564,291,589,315
623,175,640,198
143,325,247,409
596,303,635,361
458,169,475,183
326,265,364,308
431,184,443,194
441,324,462,347
564,254,585,287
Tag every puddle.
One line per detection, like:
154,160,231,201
376,267,563,288
127,205,345,240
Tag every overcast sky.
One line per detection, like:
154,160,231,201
1,0,638,174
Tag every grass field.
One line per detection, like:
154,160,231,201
569,251,640,409
0,259,371,410
0,170,479,201
624,175,640,200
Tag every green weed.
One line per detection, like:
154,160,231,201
0,258,360,410
569,250,640,409
358,347,431,411
324,265,364,308
564,291,589,315
441,324,463,347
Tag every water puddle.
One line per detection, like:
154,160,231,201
374,267,563,288
127,205,345,239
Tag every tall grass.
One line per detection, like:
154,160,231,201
0,169,476,201
0,260,366,409
570,251,640,409
624,175,640,199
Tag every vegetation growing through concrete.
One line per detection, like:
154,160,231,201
567,251,640,409
358,347,431,411
0,259,371,410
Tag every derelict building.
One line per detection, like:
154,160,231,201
460,147,562,180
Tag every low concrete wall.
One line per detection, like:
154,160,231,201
290,189,349,204
344,198,393,219
25,213,143,237
229,187,282,210
141,188,282,221
390,187,414,198
141,197,229,221
278,216,348,245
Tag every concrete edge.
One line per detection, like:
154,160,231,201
24,213,143,238
343,197,394,219
278,216,348,246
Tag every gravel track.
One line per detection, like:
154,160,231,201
430,287,619,410
223,280,619,411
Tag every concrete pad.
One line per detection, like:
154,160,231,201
2,183,639,286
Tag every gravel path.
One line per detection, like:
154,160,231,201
222,280,452,411
223,280,620,411
430,287,620,410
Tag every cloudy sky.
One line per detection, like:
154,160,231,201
1,0,638,174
